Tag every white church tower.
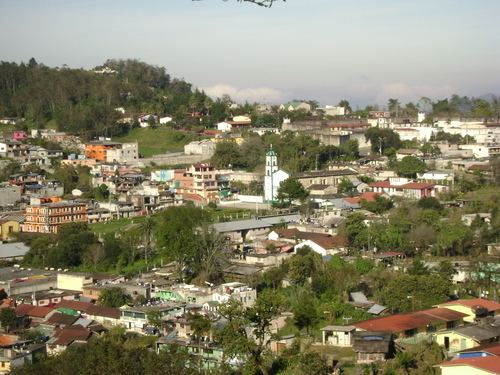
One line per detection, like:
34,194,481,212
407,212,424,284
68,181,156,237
264,145,289,202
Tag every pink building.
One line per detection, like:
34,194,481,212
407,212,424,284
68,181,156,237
12,131,28,141
370,179,435,199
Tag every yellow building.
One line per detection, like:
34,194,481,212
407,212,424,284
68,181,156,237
436,299,500,323
434,325,500,353
0,220,20,241
437,357,500,375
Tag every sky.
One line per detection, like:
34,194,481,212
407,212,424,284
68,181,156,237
1,0,499,107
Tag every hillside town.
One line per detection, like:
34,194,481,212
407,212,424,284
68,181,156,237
0,82,499,374
0,1,499,374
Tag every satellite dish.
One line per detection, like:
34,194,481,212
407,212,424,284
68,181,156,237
71,189,83,196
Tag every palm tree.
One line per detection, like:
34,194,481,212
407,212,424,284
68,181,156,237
139,216,156,271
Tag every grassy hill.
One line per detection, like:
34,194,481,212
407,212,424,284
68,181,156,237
114,127,204,157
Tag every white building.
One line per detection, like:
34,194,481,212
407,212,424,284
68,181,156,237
320,105,345,116
159,116,173,124
264,148,289,202
217,122,232,132
105,142,138,163
184,140,216,156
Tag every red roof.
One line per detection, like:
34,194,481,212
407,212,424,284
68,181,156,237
344,192,382,205
14,304,35,317
51,325,92,346
369,181,391,188
458,342,500,356
438,298,500,312
27,306,54,318
401,182,434,190
86,305,120,320
355,308,467,333
309,235,347,250
56,300,94,313
438,357,500,374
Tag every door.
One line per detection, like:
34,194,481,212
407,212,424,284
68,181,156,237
444,336,450,351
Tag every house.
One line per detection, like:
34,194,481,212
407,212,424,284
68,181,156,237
294,169,358,190
370,178,437,199
455,342,500,359
434,325,500,353
156,336,224,370
354,308,468,342
0,243,29,261
461,213,491,227
119,304,185,332
352,331,393,364
396,148,422,161
216,122,232,132
307,184,337,197
0,347,33,374
159,116,173,124
294,235,347,256
21,198,87,234
321,325,356,347
86,305,121,326
213,219,273,243
184,140,216,156
437,357,500,375
435,299,500,323
46,325,93,355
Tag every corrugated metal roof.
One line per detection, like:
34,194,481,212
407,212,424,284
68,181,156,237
0,243,29,258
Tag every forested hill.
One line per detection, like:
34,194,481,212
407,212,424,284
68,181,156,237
0,58,222,139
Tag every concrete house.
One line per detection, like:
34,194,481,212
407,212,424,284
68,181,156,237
321,325,356,347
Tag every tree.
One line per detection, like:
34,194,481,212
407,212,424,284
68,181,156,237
155,206,210,280
192,227,229,284
396,156,426,178
216,290,284,375
387,98,401,116
287,247,321,285
360,196,393,214
417,196,442,210
337,178,355,195
379,274,451,313
276,178,309,205
0,308,16,332
210,141,243,169
434,220,472,256
98,287,131,308
292,288,319,335
365,127,402,154
338,99,351,114
407,258,430,276
147,310,163,330
436,260,456,281
140,216,156,271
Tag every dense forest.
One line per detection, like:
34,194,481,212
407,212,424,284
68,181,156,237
0,58,226,139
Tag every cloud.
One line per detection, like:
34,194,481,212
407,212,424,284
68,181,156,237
375,83,455,104
201,84,284,104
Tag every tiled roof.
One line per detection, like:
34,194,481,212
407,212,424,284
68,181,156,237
86,305,120,320
438,298,500,312
45,312,79,327
458,342,500,356
56,300,94,313
14,304,35,317
51,325,92,346
401,182,434,189
27,306,54,318
438,357,500,374
354,308,467,333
